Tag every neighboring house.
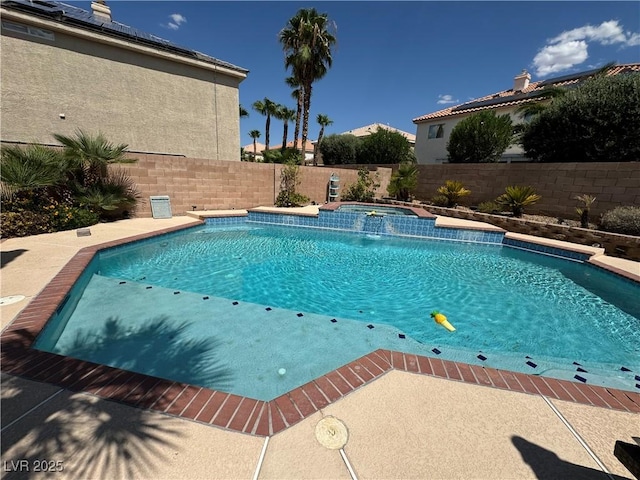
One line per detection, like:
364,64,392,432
269,139,316,164
340,123,416,147
1,0,248,160
241,141,266,161
412,64,640,164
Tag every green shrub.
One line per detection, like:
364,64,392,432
275,161,309,207
341,168,380,202
436,180,471,207
477,201,500,214
47,202,99,230
496,185,541,218
600,206,640,236
356,128,416,164
319,134,360,165
447,110,514,163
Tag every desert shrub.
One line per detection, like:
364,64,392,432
436,180,471,207
1,210,53,237
430,195,450,207
600,206,640,236
496,185,541,218
340,168,380,202
275,161,309,207
477,201,500,214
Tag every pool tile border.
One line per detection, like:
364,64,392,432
2,220,640,438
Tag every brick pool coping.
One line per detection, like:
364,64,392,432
2,222,639,438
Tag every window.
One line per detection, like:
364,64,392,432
428,124,444,139
1,20,55,41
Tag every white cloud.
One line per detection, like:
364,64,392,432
550,20,627,45
163,13,186,30
437,94,459,105
532,20,640,77
533,40,588,77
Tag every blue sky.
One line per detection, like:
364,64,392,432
71,1,639,145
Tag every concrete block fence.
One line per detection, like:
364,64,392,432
119,153,392,216
412,162,639,219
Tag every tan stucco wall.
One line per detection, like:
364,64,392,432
1,11,244,160
414,106,528,164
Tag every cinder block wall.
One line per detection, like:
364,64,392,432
413,162,639,218
119,154,392,216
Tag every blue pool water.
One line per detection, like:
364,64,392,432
36,223,640,399
336,204,418,216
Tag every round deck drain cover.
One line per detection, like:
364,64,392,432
0,295,26,306
315,416,348,449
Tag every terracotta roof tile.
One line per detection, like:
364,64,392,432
413,63,640,123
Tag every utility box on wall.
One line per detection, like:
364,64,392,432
150,195,172,219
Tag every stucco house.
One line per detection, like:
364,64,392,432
341,123,416,147
412,64,640,164
1,0,248,160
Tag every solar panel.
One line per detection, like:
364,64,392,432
2,0,248,73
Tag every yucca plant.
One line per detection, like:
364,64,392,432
496,185,541,218
436,180,471,207
575,194,596,228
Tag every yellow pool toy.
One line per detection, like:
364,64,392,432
431,311,455,332
367,210,377,216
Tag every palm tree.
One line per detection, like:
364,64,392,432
248,130,261,161
239,105,249,119
275,105,297,153
280,8,336,157
1,144,65,195
285,76,304,151
313,113,333,165
53,130,136,188
252,98,278,150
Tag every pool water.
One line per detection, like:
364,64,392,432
336,204,418,216
36,224,640,399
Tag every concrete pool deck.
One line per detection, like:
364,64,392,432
1,213,639,479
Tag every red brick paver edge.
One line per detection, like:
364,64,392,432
2,222,639,438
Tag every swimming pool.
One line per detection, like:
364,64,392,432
34,221,640,400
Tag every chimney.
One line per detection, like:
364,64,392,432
91,1,112,22
513,69,531,92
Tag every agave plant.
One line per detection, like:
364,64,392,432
496,185,541,218
575,194,596,228
436,180,471,208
